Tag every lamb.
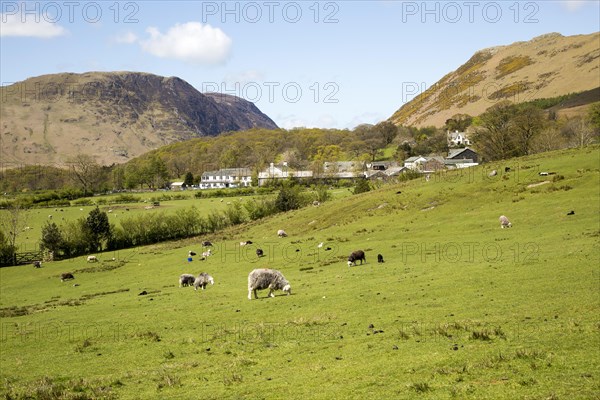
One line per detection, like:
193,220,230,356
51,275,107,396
202,249,212,258
377,254,385,263
499,215,512,228
348,250,366,266
240,240,253,246
248,268,291,300
87,255,98,263
488,170,497,177
256,248,264,257
194,273,214,291
60,273,75,281
32,260,42,268
201,241,213,247
188,251,197,256
179,274,196,287
277,229,287,237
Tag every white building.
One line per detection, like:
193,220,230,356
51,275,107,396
448,130,471,147
199,168,252,189
258,163,313,186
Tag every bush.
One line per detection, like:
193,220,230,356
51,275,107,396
244,198,278,220
275,185,306,212
353,179,371,194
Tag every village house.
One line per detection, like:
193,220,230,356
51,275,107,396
199,168,252,189
403,148,479,173
447,147,479,163
170,181,185,191
365,166,409,181
403,156,428,170
448,130,471,147
319,161,365,180
258,163,313,186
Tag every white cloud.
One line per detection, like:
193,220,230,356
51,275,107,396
0,13,67,38
561,0,586,11
114,31,138,44
140,22,232,65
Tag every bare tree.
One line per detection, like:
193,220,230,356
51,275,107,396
0,203,29,253
67,154,102,194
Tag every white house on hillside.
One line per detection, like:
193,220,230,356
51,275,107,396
448,130,471,147
200,168,252,189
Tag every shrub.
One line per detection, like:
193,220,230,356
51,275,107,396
244,198,277,220
353,179,371,194
275,185,306,212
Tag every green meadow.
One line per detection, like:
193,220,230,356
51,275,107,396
1,146,599,399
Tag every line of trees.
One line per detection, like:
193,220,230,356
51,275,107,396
472,101,600,161
31,182,328,260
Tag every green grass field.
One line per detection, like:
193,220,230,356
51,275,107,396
1,146,599,399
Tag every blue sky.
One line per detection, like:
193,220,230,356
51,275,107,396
1,1,599,129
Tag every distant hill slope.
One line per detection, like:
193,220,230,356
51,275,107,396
389,32,600,128
0,72,278,166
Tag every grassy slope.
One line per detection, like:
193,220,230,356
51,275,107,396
1,146,599,399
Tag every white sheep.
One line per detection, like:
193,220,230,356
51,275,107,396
202,249,212,258
277,229,288,238
87,255,98,263
499,215,512,228
248,268,291,300
194,273,214,291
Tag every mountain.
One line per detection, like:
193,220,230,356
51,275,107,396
0,72,278,166
388,32,600,128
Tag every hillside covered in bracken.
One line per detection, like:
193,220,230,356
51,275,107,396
389,32,600,127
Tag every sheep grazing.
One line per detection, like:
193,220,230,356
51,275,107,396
60,273,75,282
240,240,253,246
499,215,512,228
256,248,264,257
347,250,366,267
488,170,497,177
194,273,214,291
202,241,213,247
202,249,212,258
179,274,196,287
277,229,288,238
248,268,291,300
32,260,42,268
567,210,575,215
87,255,98,263
188,251,197,256
377,254,385,263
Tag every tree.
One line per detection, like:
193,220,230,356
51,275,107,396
511,104,545,155
40,221,63,256
184,172,194,187
67,154,102,194
275,185,304,212
0,203,28,255
445,114,473,132
86,207,111,252
0,229,16,264
472,101,518,161
587,102,600,132
374,121,398,146
355,124,386,161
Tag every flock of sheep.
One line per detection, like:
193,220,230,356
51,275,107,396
48,215,514,299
